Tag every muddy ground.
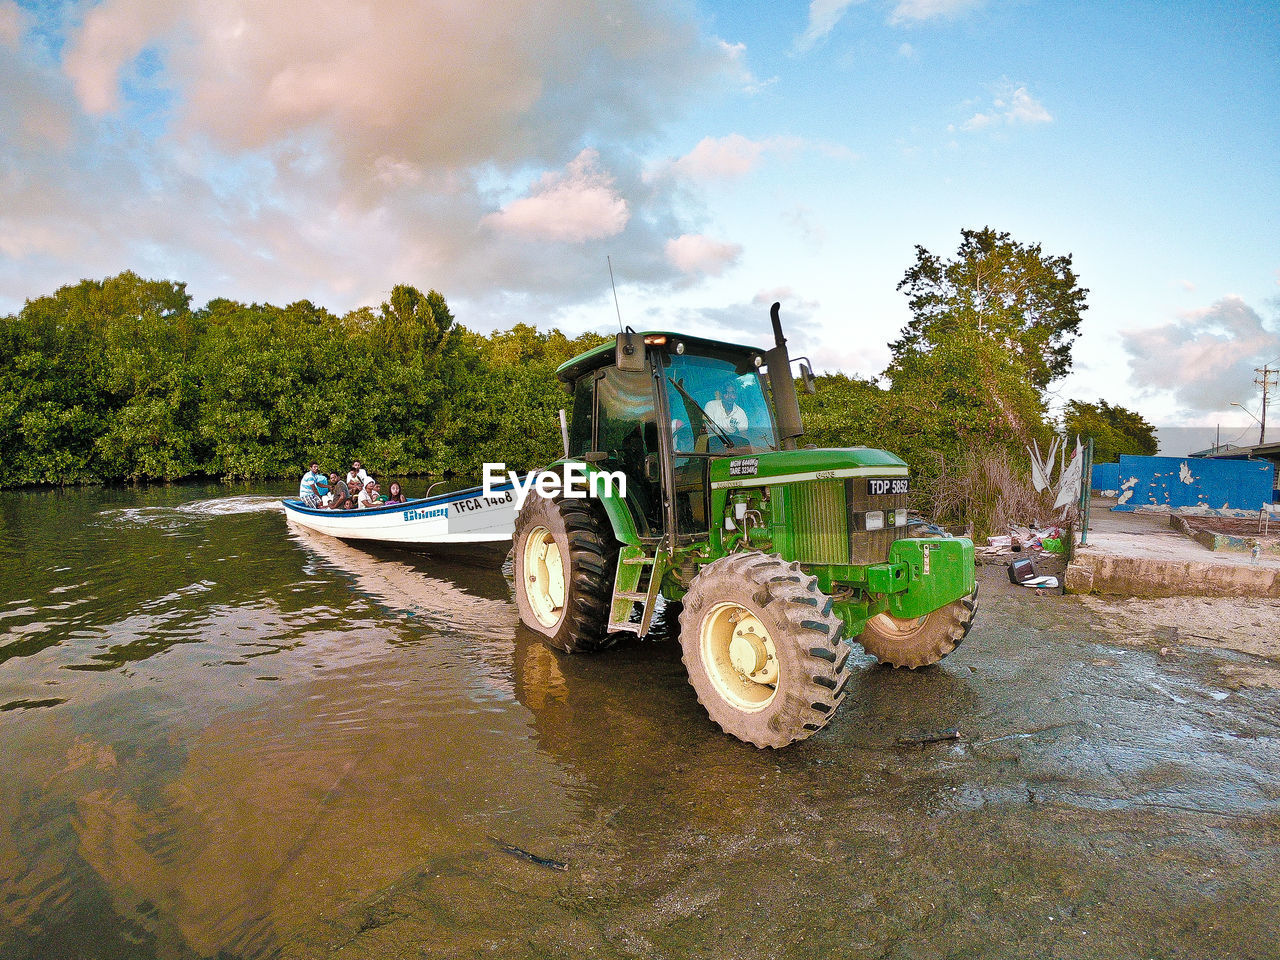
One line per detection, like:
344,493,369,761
280,567,1280,960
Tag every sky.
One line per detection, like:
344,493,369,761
1,0,1277,444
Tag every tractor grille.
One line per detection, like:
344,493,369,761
785,478,910,566
788,481,849,564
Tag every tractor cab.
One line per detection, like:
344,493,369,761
556,330,778,542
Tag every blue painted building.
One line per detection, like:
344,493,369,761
1189,440,1280,504
1111,454,1275,512
1091,462,1120,495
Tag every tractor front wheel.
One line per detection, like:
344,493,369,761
513,495,618,654
678,552,850,748
857,584,979,668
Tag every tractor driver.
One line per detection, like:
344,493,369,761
704,378,749,434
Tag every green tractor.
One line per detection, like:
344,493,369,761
513,304,978,748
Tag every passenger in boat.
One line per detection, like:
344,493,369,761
385,481,407,504
358,479,380,508
299,462,325,508
351,461,370,487
327,472,353,510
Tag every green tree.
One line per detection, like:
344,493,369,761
0,272,194,483
893,227,1088,390
798,373,892,450
1063,399,1158,463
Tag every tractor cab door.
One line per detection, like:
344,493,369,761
592,365,664,538
659,352,778,539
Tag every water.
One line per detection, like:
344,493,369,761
4,485,1279,959
0,484,591,958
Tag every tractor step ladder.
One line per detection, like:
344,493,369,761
608,545,667,636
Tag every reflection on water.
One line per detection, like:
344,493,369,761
0,484,582,959
8,487,1279,959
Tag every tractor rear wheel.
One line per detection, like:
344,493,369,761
513,495,618,654
857,584,979,668
678,552,850,748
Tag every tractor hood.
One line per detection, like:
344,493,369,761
708,447,907,490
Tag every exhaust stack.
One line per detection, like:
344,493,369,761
765,302,804,450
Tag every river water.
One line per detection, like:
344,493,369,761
0,483,601,958
4,485,1279,960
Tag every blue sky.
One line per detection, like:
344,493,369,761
1,0,1276,438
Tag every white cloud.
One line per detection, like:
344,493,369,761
1122,296,1280,413
665,235,743,277
782,205,827,248
889,0,984,24
0,1,25,47
63,0,180,114
898,42,916,58
484,150,629,243
798,0,862,50
0,0,746,314
959,82,1053,132
716,39,770,94
654,134,804,182
658,292,819,348
798,0,982,43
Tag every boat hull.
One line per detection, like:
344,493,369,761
282,482,518,548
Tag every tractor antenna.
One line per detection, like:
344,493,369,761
608,256,623,332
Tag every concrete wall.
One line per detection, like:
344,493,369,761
1091,462,1120,495
1113,455,1275,512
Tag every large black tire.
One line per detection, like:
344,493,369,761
678,552,850,748
857,584,979,669
513,495,618,653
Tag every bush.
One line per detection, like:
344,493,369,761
919,445,1061,539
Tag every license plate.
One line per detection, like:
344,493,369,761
869,478,909,496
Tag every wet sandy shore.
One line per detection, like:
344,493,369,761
284,566,1280,960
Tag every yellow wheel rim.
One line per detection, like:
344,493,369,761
523,525,566,628
699,601,779,711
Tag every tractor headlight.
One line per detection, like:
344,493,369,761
865,510,884,531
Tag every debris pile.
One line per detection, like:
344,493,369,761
979,524,1067,563
978,523,1068,591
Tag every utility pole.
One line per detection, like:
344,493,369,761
1257,365,1278,445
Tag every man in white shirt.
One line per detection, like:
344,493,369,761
704,380,748,434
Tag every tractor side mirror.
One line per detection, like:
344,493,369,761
616,329,645,372
799,359,816,395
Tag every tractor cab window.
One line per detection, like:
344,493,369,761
593,366,663,536
661,353,778,455
567,375,593,458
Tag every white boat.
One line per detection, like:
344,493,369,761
282,480,519,554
